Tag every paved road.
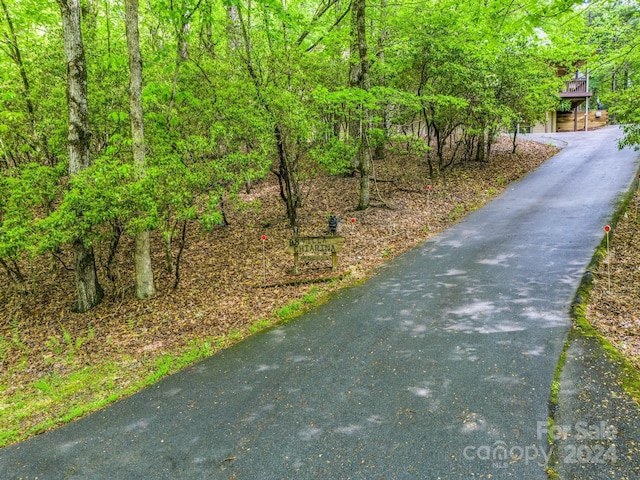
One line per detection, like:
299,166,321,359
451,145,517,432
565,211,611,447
1,127,639,479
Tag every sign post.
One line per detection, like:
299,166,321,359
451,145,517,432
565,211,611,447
426,185,432,229
637,174,640,216
286,236,345,274
604,225,611,293
261,235,267,283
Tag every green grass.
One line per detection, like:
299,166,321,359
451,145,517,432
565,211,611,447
248,318,272,333
0,360,139,447
227,329,244,342
302,286,320,304
1,270,361,447
276,300,303,320
549,335,569,409
448,204,465,221
0,333,239,447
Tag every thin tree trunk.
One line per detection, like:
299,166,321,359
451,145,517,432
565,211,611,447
0,257,24,283
358,129,371,209
1,0,34,125
104,0,111,56
373,0,387,162
347,0,361,171
611,70,617,124
226,4,241,51
238,4,301,233
173,220,188,289
105,222,122,282
57,0,103,312
72,238,103,311
163,223,175,273
476,132,485,163
1,0,53,165
353,0,370,210
166,4,192,128
135,231,154,297
126,0,155,299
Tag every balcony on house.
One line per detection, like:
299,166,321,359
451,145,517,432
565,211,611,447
528,69,605,133
560,75,592,99
556,72,594,132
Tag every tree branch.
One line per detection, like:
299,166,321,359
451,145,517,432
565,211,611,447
305,2,352,53
296,0,339,47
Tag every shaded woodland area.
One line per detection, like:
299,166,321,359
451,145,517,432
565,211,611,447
1,0,616,310
1,0,638,309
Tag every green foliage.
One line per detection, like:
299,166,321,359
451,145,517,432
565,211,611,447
388,134,430,157
309,139,357,176
383,0,564,170
612,87,640,150
556,99,572,113
0,0,597,298
577,1,640,148
0,162,64,262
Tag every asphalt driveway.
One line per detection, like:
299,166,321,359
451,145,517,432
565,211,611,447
1,126,639,479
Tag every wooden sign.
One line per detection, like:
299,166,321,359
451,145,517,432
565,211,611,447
286,236,345,274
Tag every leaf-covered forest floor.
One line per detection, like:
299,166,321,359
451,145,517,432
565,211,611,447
1,136,637,446
587,191,640,371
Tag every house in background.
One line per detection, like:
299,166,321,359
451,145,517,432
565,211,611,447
530,70,609,133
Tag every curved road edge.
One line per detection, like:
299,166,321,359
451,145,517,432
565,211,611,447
548,168,640,479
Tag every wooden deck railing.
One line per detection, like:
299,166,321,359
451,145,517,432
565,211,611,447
561,78,591,98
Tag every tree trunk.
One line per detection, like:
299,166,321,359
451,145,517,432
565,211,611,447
373,0,388,162
358,144,371,209
135,231,155,297
353,0,370,210
611,70,617,124
173,220,188,289
274,126,301,233
1,0,34,127
73,238,103,312
2,0,53,165
347,1,362,171
237,4,301,233
125,0,155,299
476,132,485,163
57,0,103,312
